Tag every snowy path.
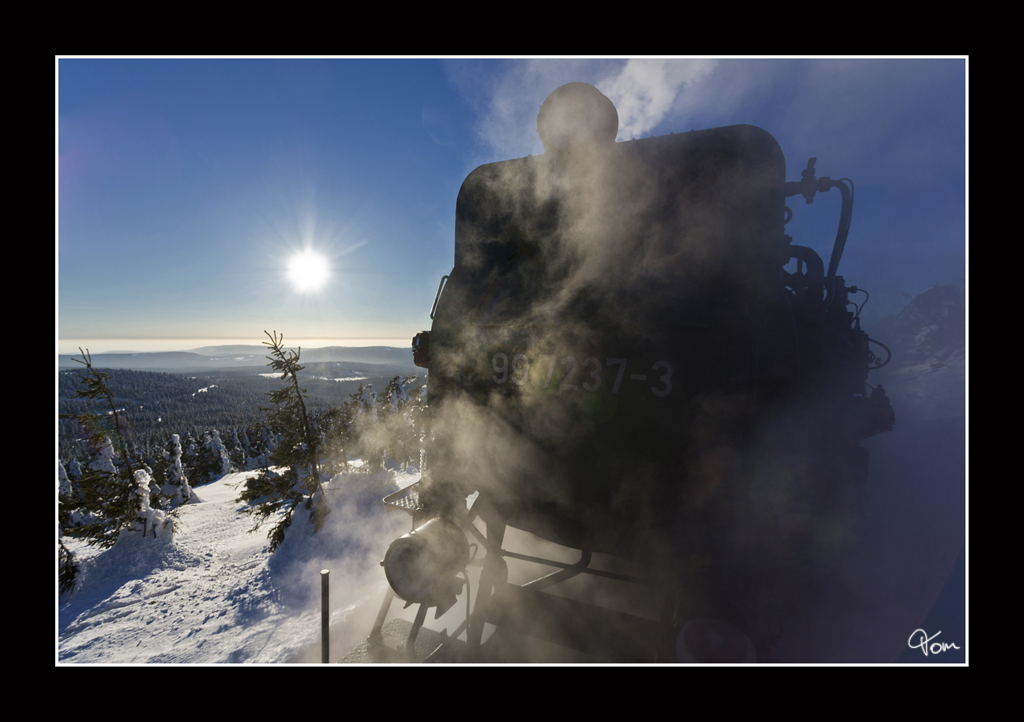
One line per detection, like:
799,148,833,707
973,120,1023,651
57,470,415,664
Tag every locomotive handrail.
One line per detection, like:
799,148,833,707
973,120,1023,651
501,548,660,586
824,178,855,315
429,270,452,320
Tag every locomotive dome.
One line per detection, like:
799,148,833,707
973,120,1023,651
536,82,618,153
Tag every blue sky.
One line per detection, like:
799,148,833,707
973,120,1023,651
57,57,966,354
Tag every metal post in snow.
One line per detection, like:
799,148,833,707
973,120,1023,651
321,569,330,663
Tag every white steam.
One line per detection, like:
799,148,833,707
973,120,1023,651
450,58,720,162
598,58,718,141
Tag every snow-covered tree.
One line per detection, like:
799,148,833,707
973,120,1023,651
229,428,246,470
181,434,200,481
66,458,83,482
119,469,173,542
160,433,193,507
203,429,234,482
356,383,378,422
58,461,71,498
89,437,117,475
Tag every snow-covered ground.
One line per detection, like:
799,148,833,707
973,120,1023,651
58,468,420,664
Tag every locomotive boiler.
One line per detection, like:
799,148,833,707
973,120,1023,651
365,83,894,663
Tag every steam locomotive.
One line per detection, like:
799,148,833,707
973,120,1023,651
365,83,893,663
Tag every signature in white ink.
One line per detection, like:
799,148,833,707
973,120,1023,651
907,629,961,657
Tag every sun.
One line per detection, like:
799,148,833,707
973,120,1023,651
287,249,330,292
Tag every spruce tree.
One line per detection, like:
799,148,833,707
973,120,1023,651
344,383,385,471
58,463,78,595
60,350,146,550
318,406,351,475
160,433,193,507
237,332,330,552
207,429,234,479
379,375,422,470
229,428,246,470
181,434,200,482
191,429,233,485
125,468,173,540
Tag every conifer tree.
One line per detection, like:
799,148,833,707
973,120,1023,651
58,535,78,595
229,428,246,470
192,432,214,484
160,433,193,507
58,463,78,595
318,406,351,475
60,350,146,550
58,462,71,498
344,383,385,471
191,429,233,484
125,468,173,540
207,429,234,479
181,434,200,482
379,375,422,470
237,332,330,552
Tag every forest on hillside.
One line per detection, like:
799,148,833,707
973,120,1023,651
58,363,420,465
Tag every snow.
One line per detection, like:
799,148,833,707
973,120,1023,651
58,468,421,664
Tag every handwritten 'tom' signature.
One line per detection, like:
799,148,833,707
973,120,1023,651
907,629,961,657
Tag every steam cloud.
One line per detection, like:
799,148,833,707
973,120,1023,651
452,59,719,162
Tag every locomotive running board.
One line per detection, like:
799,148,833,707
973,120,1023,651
382,481,427,515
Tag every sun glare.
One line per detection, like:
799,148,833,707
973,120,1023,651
287,250,330,292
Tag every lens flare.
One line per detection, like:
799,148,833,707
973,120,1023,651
287,250,330,291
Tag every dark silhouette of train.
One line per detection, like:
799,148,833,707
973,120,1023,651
366,83,894,662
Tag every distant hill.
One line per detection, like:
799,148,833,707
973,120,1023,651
870,284,965,421
58,345,416,373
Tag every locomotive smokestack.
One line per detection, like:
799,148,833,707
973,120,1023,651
536,83,618,156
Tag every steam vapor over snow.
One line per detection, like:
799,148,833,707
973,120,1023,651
58,469,419,664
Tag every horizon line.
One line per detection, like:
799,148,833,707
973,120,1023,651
58,337,413,355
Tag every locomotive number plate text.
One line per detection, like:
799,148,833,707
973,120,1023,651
490,353,673,398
